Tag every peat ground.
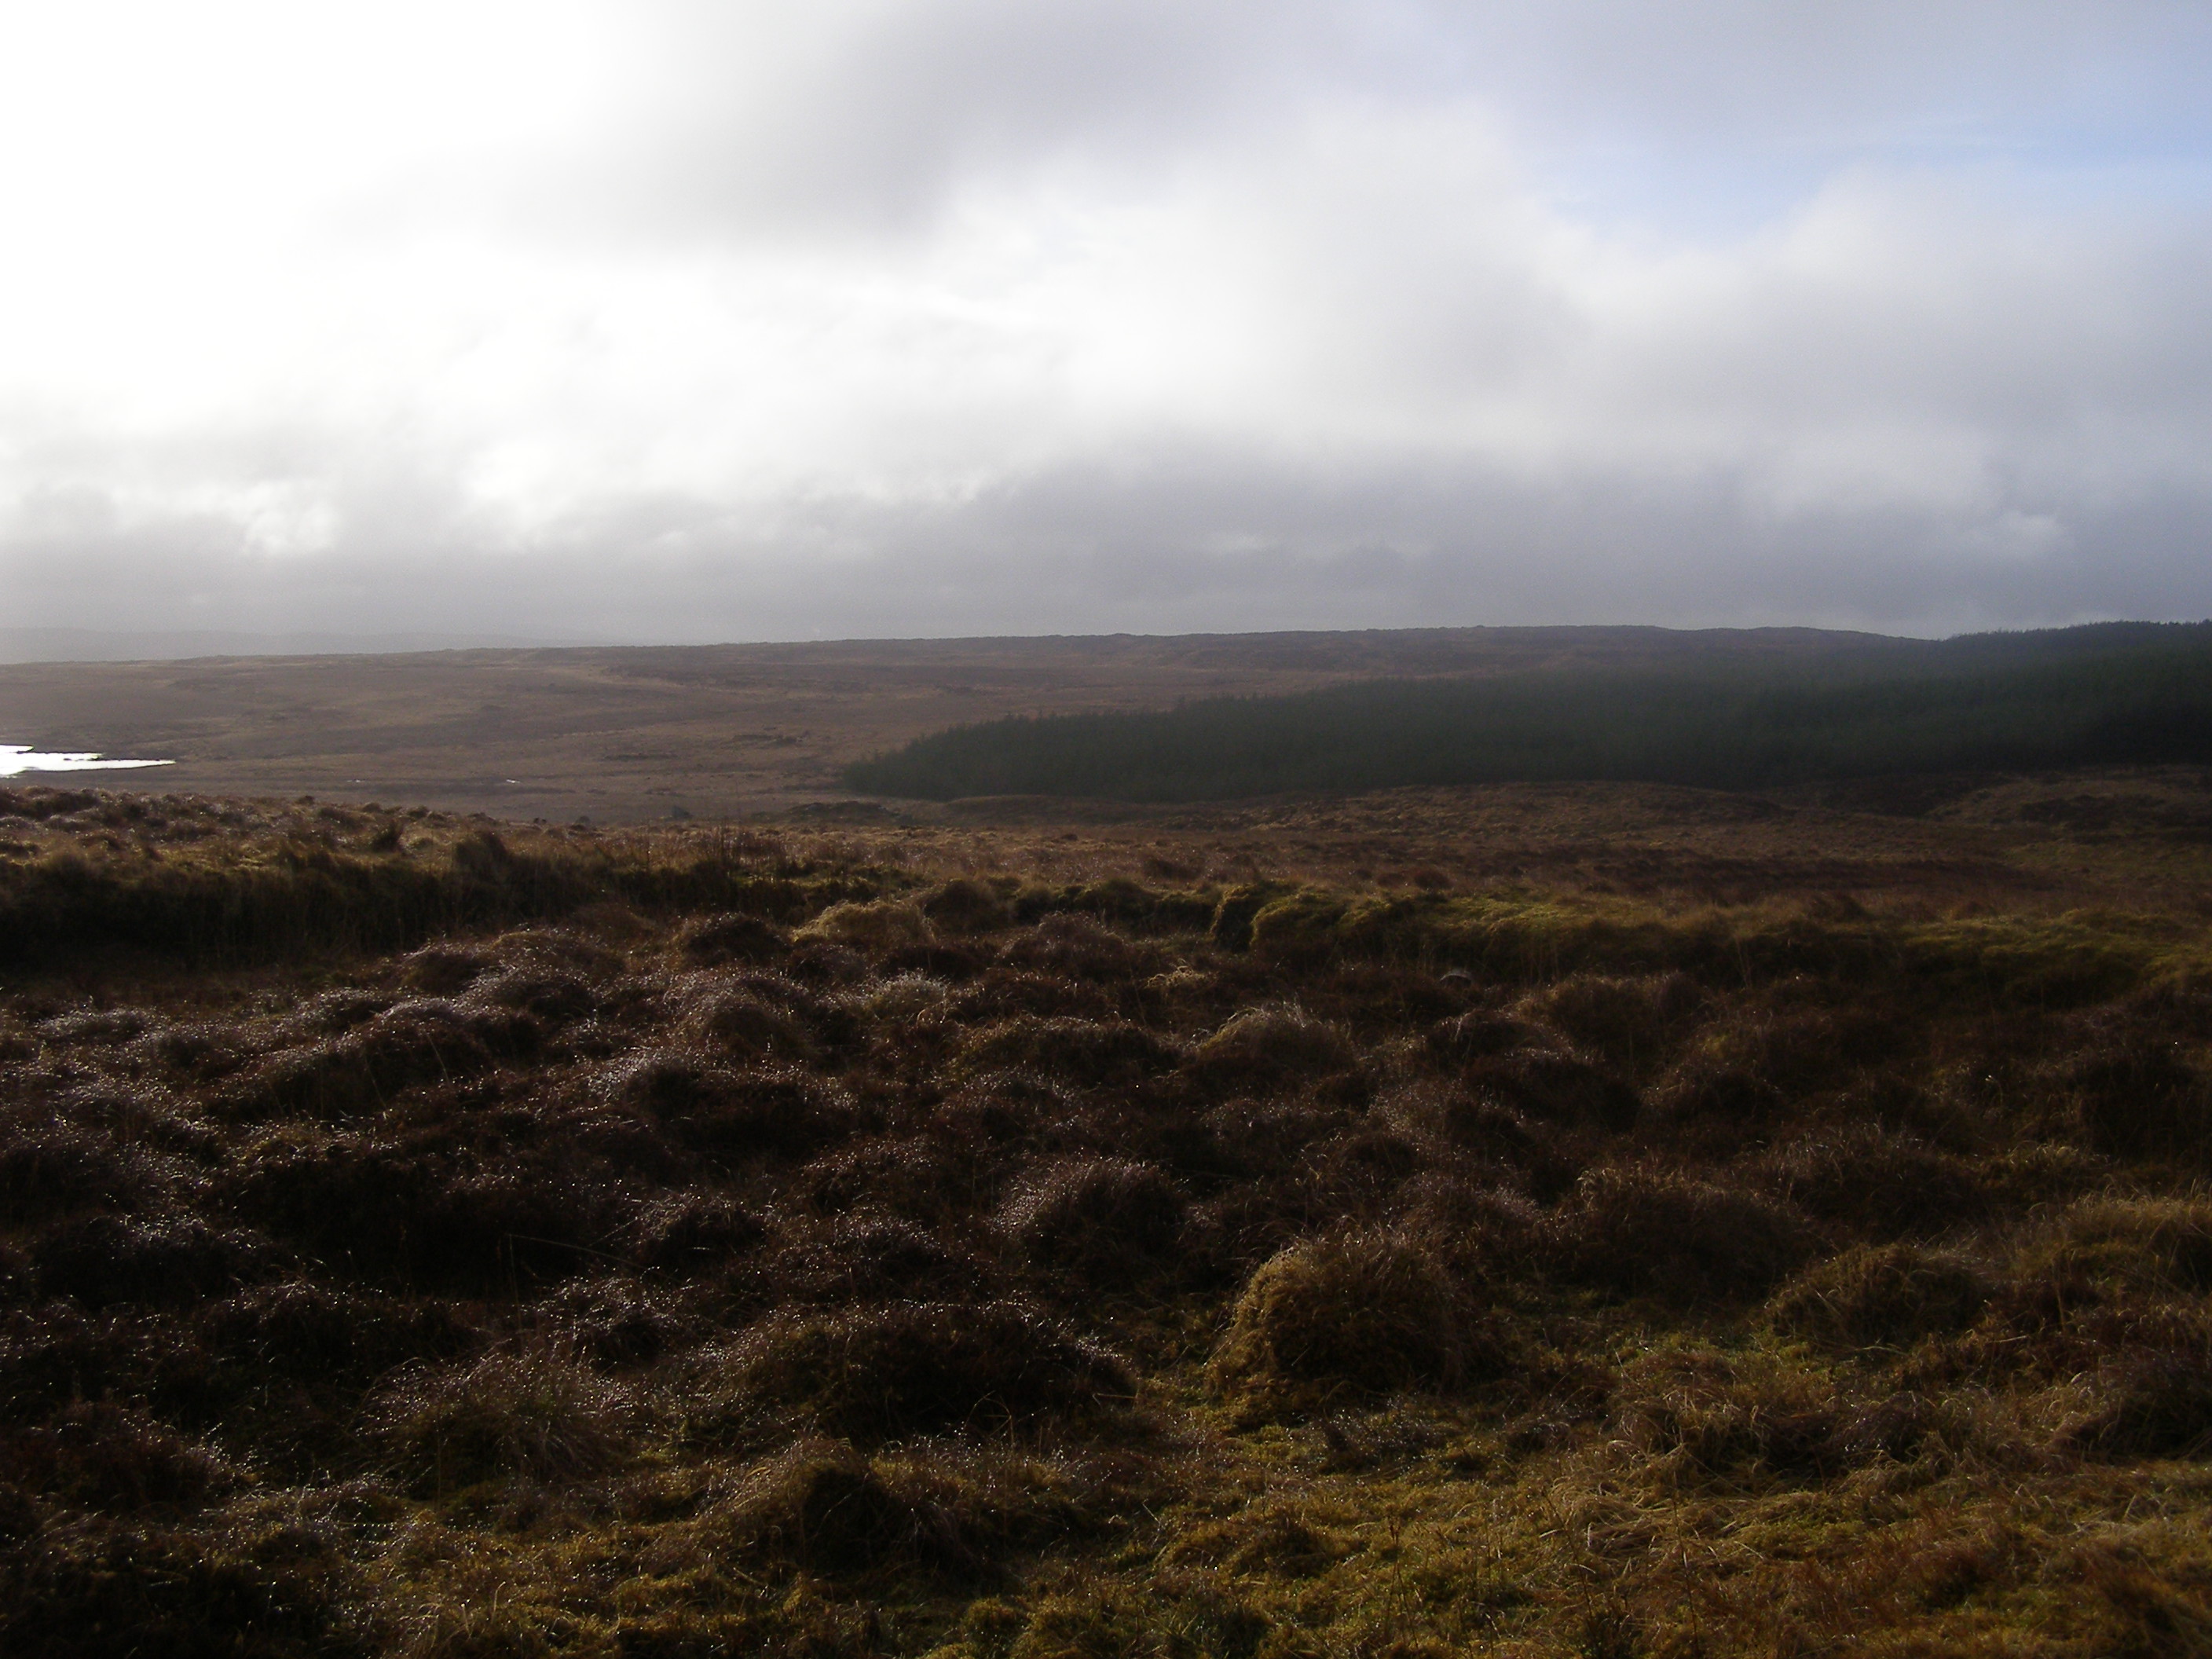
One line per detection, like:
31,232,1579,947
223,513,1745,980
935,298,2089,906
2,771,2211,1654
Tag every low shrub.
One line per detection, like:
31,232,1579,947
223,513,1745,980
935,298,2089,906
1768,1243,1992,1351
998,1159,1186,1288
1210,1230,1482,1404
720,1301,1135,1444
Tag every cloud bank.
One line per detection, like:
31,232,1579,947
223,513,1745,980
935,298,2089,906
2,1,2209,642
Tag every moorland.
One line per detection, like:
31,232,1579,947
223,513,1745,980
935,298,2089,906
4,745,2212,1655
0,625,1906,822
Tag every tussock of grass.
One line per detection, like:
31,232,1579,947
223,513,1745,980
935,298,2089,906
5,775,2212,1655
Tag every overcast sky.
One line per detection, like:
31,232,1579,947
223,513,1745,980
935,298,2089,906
3,1,2209,644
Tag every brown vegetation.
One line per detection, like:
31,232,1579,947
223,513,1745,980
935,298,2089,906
2,772,2212,1654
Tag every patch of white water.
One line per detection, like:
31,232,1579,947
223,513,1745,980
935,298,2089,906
1,744,174,778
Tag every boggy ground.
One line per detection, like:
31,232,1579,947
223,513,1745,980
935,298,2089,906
4,779,2212,1655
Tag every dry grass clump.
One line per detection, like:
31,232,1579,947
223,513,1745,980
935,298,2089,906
920,877,1013,935
674,909,793,965
958,1016,1180,1087
1461,1048,1642,1130
1210,1230,1482,1405
1752,1123,1988,1240
1426,1008,1544,1064
2066,1329,2212,1459
2021,1196,2212,1295
1551,1164,1815,1304
602,1050,859,1157
1531,972,1705,1073
676,984,815,1062
2060,1042,2212,1163
1610,1347,1942,1486
624,1190,767,1271
369,1346,632,1494
9,780,2212,1654
1188,1005,1356,1090
797,899,933,954
718,1301,1135,1445
1768,1243,1993,1352
30,1214,273,1309
998,1158,1185,1288
998,914,1149,980
706,1438,944,1574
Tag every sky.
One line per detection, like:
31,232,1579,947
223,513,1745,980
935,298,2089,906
2,1,2210,646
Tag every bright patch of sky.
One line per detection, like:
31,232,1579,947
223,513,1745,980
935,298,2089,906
2,2,2209,643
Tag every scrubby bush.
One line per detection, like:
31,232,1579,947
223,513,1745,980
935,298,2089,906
1210,1230,1482,1404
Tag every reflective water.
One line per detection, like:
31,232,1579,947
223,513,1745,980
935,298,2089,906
1,744,174,778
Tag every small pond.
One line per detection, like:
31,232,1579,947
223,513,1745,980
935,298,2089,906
1,744,175,778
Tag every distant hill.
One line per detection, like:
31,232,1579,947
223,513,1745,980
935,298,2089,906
845,622,2212,801
0,627,593,665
